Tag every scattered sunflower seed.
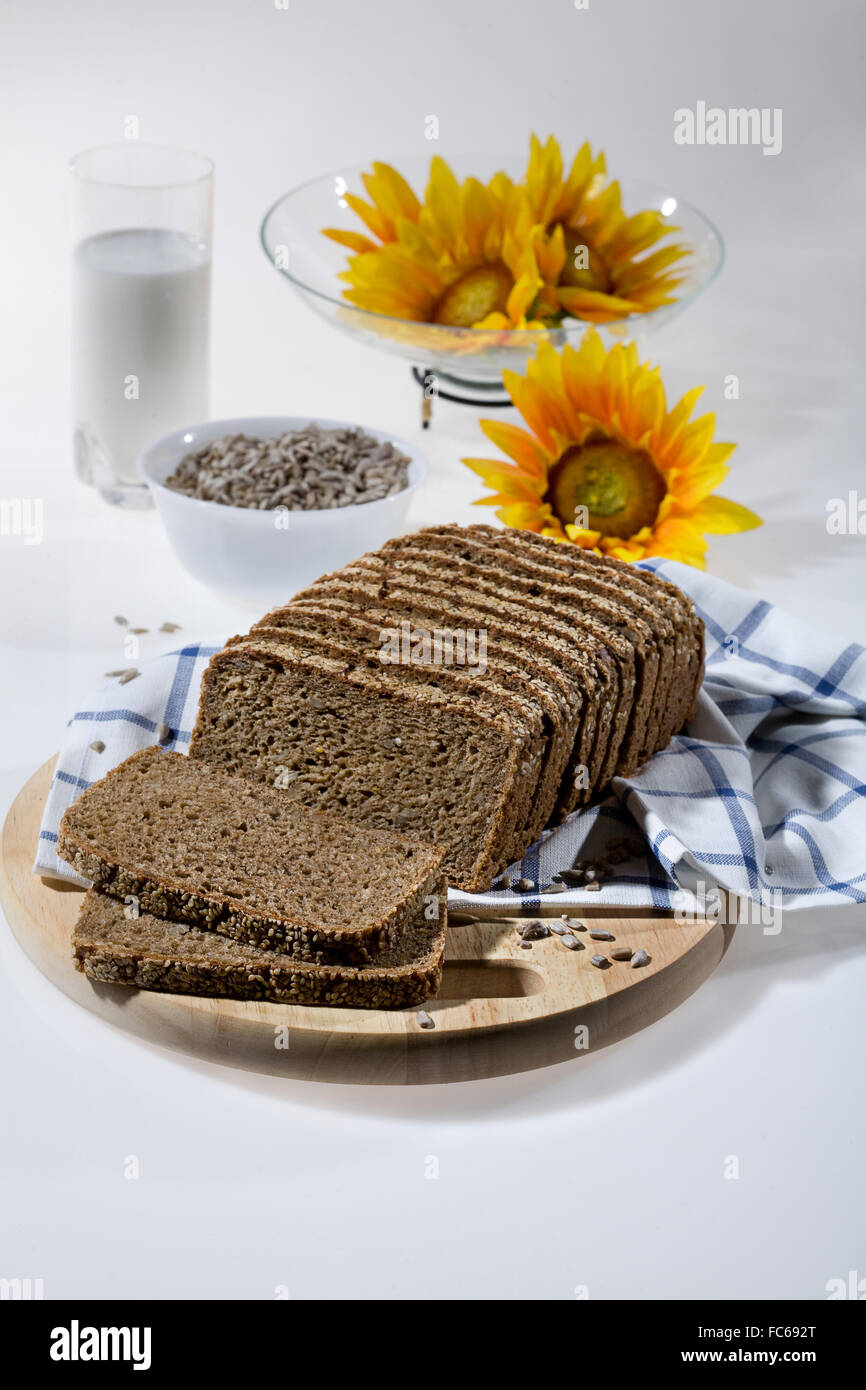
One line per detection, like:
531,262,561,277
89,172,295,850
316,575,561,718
561,917,589,931
89,740,105,754
448,911,479,926
540,882,568,894
631,949,651,968
548,921,569,936
416,1010,435,1029
560,934,584,950
610,948,634,961
520,940,533,950
590,954,610,969
519,921,550,940
516,877,535,893
103,669,129,678
117,669,140,685
159,621,181,633
585,881,602,893
557,869,585,886
589,929,615,941
128,627,149,635
113,615,127,626
156,722,172,746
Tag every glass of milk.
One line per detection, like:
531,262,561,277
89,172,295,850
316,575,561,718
71,144,213,509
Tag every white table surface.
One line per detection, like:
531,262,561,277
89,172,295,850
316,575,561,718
1,0,864,1300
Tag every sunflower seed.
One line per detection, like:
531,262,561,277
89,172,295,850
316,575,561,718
589,929,615,941
104,669,130,678
520,940,533,949
549,921,569,936
591,954,610,968
516,877,535,893
156,722,172,745
394,809,418,825
560,934,583,950
560,916,588,931
610,948,634,961
89,740,105,754
308,695,327,710
541,882,568,894
128,627,149,635
448,911,479,926
557,869,585,886
416,1010,435,1029
585,881,602,893
113,615,127,626
519,921,550,940
631,949,651,968
159,621,182,633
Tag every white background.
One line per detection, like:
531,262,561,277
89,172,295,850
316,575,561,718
1,0,864,1299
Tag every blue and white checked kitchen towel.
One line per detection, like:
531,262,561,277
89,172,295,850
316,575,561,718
34,561,866,912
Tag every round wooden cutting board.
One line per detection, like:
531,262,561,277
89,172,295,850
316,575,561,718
0,759,732,1085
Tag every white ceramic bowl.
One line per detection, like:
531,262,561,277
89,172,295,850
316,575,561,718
139,415,428,606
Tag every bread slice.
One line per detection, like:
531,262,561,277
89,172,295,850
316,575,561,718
189,637,537,892
73,889,445,1010
58,747,446,964
242,604,576,852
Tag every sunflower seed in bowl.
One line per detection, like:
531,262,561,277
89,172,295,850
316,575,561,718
164,424,410,512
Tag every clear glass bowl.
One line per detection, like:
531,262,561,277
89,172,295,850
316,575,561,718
261,156,724,389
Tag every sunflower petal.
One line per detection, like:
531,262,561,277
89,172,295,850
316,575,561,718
687,496,763,534
461,458,546,500
478,420,550,477
322,227,379,254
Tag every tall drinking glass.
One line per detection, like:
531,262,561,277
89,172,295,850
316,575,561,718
71,144,213,509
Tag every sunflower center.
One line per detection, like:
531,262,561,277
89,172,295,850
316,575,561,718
433,262,513,327
547,438,666,538
559,229,612,293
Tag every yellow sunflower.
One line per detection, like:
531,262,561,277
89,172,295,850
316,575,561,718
522,135,690,323
462,332,761,569
324,158,564,330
